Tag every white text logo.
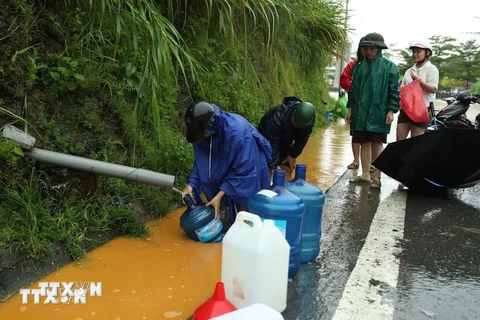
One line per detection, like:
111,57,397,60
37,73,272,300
20,282,102,304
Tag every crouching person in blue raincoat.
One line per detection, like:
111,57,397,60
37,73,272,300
181,101,272,224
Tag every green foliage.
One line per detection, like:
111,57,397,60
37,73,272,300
0,170,55,258
0,126,35,189
0,169,150,260
180,0,340,126
448,40,480,89
0,137,30,188
38,116,86,154
283,0,346,72
470,82,480,95
0,0,34,97
440,76,462,94
48,56,86,91
0,137,23,165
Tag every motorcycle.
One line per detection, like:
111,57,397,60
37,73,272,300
429,91,480,130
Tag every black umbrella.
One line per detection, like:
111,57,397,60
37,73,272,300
373,128,480,189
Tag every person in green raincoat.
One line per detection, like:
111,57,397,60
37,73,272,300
345,32,400,189
331,90,348,121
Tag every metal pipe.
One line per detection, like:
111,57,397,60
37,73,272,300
24,148,175,188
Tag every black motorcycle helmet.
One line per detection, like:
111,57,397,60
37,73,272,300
455,90,471,101
185,101,215,143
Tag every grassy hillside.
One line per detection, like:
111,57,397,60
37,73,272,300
0,0,347,260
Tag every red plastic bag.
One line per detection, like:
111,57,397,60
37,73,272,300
399,79,429,123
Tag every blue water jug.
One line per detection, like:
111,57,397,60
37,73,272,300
285,164,325,263
247,169,305,278
180,195,226,243
325,112,333,122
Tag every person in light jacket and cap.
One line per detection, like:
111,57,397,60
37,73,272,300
182,101,272,223
397,41,439,139
345,32,400,189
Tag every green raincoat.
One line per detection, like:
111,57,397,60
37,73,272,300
348,50,400,134
333,95,348,119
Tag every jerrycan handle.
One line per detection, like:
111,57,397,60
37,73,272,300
235,211,263,228
183,194,196,210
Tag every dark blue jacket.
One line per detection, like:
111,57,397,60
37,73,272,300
257,96,314,168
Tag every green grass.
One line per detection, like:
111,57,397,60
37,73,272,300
0,169,153,260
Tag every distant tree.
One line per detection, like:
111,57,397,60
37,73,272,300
470,81,480,94
428,36,457,75
394,48,412,79
440,76,461,96
448,40,480,89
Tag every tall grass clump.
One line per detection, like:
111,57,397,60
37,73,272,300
0,169,150,260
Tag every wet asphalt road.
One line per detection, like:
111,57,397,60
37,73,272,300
282,170,480,320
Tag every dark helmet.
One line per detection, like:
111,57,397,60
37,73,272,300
358,36,365,47
455,90,471,101
357,36,365,60
360,32,388,49
185,101,215,143
295,102,315,128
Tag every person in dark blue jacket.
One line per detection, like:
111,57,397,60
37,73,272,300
257,96,316,179
181,101,272,223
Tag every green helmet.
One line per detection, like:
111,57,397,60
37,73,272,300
360,32,388,49
185,101,215,143
294,102,315,128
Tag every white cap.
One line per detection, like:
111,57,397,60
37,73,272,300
409,42,433,55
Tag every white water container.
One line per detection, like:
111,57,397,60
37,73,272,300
210,303,284,320
221,211,290,312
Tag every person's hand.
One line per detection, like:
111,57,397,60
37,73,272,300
205,190,225,219
281,156,296,173
410,70,420,81
386,110,394,124
345,108,352,124
181,185,193,203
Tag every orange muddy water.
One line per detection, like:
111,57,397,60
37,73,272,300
0,120,353,320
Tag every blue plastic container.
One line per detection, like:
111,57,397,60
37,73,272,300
325,112,334,122
285,164,325,263
180,195,226,243
247,170,305,278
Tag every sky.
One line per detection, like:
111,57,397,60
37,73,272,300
346,0,480,54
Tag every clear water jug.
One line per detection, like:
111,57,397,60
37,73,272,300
221,211,290,312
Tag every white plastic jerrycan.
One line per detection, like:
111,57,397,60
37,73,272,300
221,211,290,312
211,303,285,320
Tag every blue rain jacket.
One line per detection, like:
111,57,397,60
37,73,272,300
187,105,272,221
